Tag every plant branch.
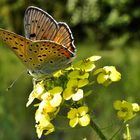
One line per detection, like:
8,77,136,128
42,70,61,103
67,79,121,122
90,119,107,140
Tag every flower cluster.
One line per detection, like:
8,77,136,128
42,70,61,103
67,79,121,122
113,100,140,122
26,55,121,138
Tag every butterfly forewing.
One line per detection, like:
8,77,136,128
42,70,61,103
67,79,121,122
24,6,58,41
0,28,32,66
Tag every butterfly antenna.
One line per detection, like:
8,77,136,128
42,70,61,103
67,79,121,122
6,70,26,91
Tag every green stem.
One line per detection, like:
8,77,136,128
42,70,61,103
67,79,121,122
126,124,131,140
109,124,124,140
90,119,107,140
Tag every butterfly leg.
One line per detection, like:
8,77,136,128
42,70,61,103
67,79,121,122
32,78,37,87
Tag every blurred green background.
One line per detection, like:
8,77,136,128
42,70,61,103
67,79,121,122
0,0,140,139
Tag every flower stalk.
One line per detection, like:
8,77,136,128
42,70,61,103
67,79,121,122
126,124,131,140
90,119,107,140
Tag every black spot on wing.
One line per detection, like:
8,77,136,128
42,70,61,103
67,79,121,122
12,47,18,50
30,33,36,38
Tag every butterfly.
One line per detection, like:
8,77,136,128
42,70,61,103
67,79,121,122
0,6,76,80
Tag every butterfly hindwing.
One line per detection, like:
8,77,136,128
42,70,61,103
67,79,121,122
24,6,76,54
24,6,58,41
54,22,76,53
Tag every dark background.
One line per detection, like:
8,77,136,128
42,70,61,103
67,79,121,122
0,0,140,139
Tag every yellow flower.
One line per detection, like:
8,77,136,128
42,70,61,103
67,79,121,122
113,100,139,122
37,100,57,116
26,81,45,107
68,70,89,79
73,56,101,72
35,113,55,138
35,109,50,123
94,66,121,86
67,106,90,127
41,87,63,107
63,79,89,101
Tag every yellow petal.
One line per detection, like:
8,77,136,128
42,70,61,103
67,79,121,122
67,79,78,88
78,106,89,116
36,119,55,138
97,73,108,84
113,100,122,110
49,86,63,95
84,61,96,72
121,101,132,111
78,79,89,87
68,70,89,79
35,109,50,123
88,56,101,61
72,89,83,101
69,118,79,127
94,68,103,75
38,100,56,114
79,114,90,126
110,71,121,81
41,92,50,100
117,111,127,119
73,59,96,72
67,108,78,119
44,122,55,136
36,124,44,138
26,83,45,107
53,70,63,77
63,88,73,100
26,91,36,107
50,93,62,107
125,111,135,121
39,114,50,127
132,103,140,112
37,100,48,113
